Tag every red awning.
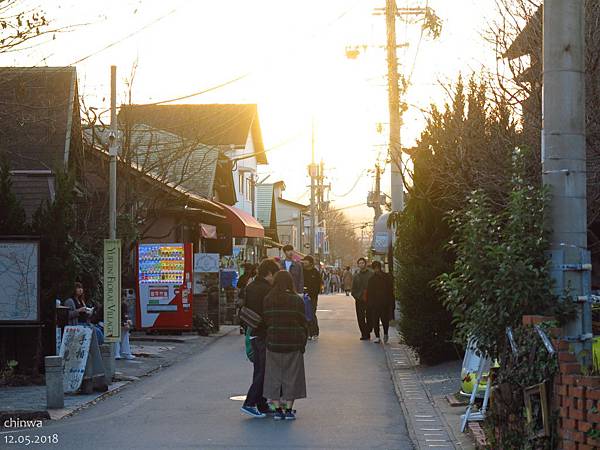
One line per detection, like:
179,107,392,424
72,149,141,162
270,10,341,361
219,203,264,238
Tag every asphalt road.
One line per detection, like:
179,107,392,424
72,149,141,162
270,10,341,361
2,294,413,450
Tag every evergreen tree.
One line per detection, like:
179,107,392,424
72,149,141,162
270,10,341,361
0,153,28,235
392,76,523,364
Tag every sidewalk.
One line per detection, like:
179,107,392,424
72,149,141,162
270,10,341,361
0,326,238,425
384,326,475,450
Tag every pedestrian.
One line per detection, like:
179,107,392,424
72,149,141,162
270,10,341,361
322,269,331,294
302,255,322,340
237,263,256,334
281,244,304,294
330,271,340,293
351,258,373,340
63,282,104,345
263,270,308,420
240,258,280,418
342,266,353,296
366,261,395,344
115,297,136,360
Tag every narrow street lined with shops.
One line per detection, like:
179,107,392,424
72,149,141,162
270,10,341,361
2,294,413,450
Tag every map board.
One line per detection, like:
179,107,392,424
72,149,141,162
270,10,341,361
0,240,40,322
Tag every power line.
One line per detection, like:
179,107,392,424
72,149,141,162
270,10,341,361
70,5,184,66
331,169,366,198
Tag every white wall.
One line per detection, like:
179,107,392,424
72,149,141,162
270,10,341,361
232,130,257,215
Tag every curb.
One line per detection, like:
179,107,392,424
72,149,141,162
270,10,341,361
384,331,461,450
1,327,238,423
384,342,421,450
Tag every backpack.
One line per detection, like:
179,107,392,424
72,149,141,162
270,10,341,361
303,292,314,322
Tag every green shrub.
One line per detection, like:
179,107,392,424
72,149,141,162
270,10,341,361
437,150,555,360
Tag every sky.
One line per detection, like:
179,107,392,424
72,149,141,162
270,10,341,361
0,0,501,225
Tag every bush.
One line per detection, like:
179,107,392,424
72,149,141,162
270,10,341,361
392,162,457,365
437,150,555,359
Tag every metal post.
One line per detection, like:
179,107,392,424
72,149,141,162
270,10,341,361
374,163,383,222
109,66,118,240
543,0,591,358
309,118,316,256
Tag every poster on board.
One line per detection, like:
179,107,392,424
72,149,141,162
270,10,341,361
60,326,93,393
0,240,40,323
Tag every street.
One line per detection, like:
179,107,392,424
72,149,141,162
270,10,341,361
2,294,413,450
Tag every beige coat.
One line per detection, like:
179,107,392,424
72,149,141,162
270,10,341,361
342,270,353,291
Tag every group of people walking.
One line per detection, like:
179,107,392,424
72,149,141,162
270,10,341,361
351,258,395,344
239,245,321,421
239,249,395,421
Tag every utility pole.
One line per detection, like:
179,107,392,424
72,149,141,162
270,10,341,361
543,1,591,359
309,118,317,257
109,66,118,239
368,162,383,222
386,0,404,213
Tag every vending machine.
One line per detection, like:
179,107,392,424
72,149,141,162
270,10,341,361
136,243,194,330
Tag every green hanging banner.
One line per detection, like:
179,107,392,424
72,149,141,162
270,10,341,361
103,239,121,343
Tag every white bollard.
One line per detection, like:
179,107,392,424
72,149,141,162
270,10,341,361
45,356,64,409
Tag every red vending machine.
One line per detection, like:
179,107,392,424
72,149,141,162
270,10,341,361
136,243,193,330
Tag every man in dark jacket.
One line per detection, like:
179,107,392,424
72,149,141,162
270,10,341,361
366,260,395,344
302,255,322,339
241,258,280,419
282,244,304,294
351,257,373,340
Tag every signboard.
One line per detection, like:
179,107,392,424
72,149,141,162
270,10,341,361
103,239,121,342
59,326,93,393
59,325,105,393
0,240,40,323
194,253,220,273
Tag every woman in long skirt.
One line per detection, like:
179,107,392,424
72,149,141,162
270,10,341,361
262,270,308,420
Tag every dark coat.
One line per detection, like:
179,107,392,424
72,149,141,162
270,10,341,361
263,290,308,353
351,269,373,302
244,277,272,338
303,266,322,300
366,271,395,316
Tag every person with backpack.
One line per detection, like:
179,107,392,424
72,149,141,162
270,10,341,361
262,270,309,420
302,255,322,340
240,258,280,418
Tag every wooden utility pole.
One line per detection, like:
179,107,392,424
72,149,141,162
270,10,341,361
386,0,403,214
543,0,592,359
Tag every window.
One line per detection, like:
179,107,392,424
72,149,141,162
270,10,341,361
246,179,252,201
238,173,244,195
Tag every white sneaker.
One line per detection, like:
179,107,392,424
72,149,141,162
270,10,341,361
115,355,122,360
124,354,136,360
373,338,381,343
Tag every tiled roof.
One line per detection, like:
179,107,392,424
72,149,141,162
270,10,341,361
85,124,219,199
0,67,79,171
119,104,267,164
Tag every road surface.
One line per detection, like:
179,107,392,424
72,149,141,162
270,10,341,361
2,293,413,450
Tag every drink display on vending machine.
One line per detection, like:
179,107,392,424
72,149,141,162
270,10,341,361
136,243,193,330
